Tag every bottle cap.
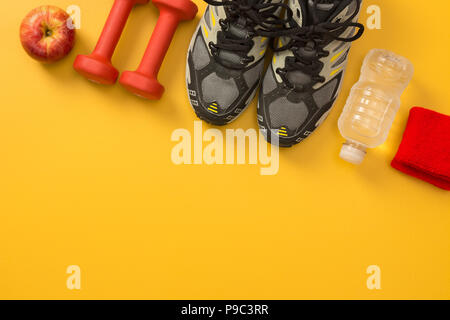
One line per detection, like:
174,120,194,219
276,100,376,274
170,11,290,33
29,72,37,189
340,144,366,165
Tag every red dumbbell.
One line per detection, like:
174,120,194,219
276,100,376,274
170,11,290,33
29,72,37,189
73,0,149,85
119,0,198,100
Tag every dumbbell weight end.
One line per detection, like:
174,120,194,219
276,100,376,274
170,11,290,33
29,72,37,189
119,0,197,99
73,0,150,85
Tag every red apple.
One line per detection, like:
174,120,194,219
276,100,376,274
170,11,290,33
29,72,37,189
20,5,76,63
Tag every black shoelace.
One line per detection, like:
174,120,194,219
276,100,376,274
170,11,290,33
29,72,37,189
275,0,365,90
205,0,293,69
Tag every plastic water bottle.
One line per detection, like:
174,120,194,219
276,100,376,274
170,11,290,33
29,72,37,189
338,49,414,164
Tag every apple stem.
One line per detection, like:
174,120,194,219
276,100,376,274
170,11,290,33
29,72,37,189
45,27,52,37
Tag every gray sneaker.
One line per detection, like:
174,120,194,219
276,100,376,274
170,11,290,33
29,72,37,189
186,0,288,126
258,0,364,147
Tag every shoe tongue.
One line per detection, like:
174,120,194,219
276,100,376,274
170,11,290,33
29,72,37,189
307,0,340,23
229,17,249,39
286,1,344,87
218,17,250,67
218,0,278,66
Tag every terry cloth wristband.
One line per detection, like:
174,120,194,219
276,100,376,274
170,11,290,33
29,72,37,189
391,107,450,190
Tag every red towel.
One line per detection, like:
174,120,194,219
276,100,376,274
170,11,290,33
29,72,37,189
391,107,450,190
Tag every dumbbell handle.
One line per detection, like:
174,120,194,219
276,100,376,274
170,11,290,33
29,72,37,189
135,11,181,78
93,0,135,60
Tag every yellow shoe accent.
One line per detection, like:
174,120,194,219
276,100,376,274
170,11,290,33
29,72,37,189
331,49,346,62
330,66,343,77
208,103,219,113
278,38,283,48
211,9,216,27
278,127,288,137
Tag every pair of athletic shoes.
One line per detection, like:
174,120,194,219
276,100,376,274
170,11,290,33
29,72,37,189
186,0,364,147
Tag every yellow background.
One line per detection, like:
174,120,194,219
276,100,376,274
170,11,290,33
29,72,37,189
1,0,449,299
